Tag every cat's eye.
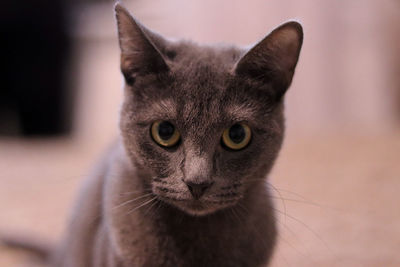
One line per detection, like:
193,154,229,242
151,120,180,147
221,123,251,150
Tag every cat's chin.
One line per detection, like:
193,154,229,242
158,196,235,217
179,201,220,217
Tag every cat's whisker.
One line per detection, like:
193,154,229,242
261,185,339,211
149,199,163,220
273,230,299,267
243,178,266,182
154,185,181,194
272,207,332,253
265,184,311,202
274,214,317,265
126,196,158,215
237,203,274,259
225,207,237,223
269,196,330,209
204,198,240,205
112,193,154,211
236,202,249,215
219,183,242,191
244,180,333,211
119,188,152,196
265,182,288,224
143,197,160,217
235,206,266,250
237,199,317,266
230,206,247,227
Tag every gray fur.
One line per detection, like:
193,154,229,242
51,3,303,267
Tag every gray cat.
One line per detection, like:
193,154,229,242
3,3,303,267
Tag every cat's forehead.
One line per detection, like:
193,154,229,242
165,43,240,98
166,46,238,124
168,42,242,83
131,42,267,134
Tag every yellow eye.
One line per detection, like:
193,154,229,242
151,120,180,147
222,123,251,150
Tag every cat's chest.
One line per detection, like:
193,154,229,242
123,232,256,267
115,212,272,267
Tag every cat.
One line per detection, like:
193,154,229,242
2,3,303,267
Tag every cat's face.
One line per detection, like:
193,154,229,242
115,5,302,216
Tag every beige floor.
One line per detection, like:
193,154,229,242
1,130,399,267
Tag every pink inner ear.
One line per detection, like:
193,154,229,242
270,26,303,71
235,22,302,78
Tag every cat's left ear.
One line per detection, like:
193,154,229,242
115,3,169,85
235,21,303,99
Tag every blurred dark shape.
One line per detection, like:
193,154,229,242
0,0,72,136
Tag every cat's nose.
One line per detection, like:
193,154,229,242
185,181,213,200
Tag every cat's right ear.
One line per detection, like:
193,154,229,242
115,3,169,85
235,21,303,100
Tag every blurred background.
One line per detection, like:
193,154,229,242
0,0,399,266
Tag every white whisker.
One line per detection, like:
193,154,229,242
112,193,153,210
127,197,158,215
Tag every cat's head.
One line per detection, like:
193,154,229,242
115,4,303,216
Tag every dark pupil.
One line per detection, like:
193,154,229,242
158,121,174,140
229,124,245,144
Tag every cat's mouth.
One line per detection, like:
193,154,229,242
155,191,240,216
167,198,225,216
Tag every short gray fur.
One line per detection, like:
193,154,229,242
51,3,303,267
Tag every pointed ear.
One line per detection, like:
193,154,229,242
115,4,169,85
235,21,303,99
